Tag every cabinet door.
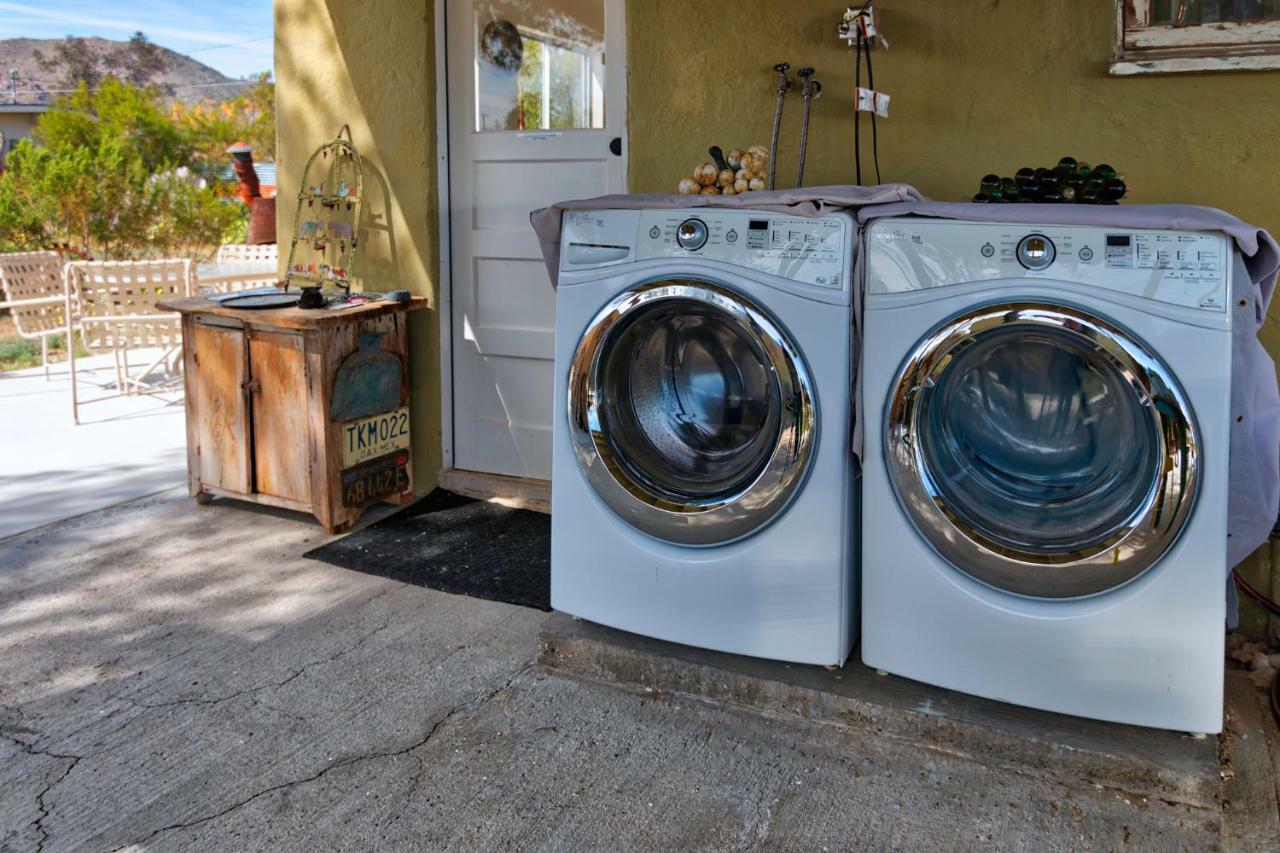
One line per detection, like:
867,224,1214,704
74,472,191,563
249,330,310,503
192,321,251,493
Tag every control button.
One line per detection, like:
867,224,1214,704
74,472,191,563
1078,245,1094,262
726,229,738,244
676,218,708,251
980,243,995,258
1016,233,1056,271
648,226,661,239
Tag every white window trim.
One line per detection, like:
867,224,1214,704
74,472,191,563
1112,0,1280,75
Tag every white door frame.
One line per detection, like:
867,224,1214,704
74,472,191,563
433,0,628,478
434,0,455,472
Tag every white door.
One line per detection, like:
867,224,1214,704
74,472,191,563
446,0,627,481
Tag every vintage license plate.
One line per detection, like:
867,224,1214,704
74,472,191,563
341,406,410,468
342,452,410,508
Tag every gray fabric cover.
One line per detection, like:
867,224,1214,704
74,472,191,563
857,201,1280,574
529,184,924,283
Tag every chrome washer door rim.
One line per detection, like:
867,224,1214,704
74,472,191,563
885,301,1199,598
569,280,818,546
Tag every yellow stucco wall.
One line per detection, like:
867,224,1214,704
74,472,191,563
626,0,1280,361
274,0,441,489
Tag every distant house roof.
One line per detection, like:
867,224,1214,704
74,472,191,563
0,102,49,114
216,161,276,187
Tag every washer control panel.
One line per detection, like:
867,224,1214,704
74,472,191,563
636,210,849,289
560,209,852,290
866,219,1229,312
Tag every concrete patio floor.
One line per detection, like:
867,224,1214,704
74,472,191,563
1,491,1276,852
0,354,186,540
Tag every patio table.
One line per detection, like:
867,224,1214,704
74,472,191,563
194,261,279,295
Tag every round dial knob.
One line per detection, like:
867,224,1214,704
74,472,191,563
1016,233,1056,270
676,218,708,251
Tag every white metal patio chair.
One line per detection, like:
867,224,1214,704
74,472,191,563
0,251,68,378
64,259,193,424
216,243,278,264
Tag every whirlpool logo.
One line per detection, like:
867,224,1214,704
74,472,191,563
873,229,922,245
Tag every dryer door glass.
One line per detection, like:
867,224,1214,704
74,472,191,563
886,302,1199,598
568,280,817,546
597,301,781,499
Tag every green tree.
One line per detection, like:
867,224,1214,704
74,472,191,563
0,77,242,259
174,73,277,167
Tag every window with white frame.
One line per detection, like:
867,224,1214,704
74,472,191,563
473,0,606,134
1113,0,1280,74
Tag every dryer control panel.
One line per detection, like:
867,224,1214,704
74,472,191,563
560,209,852,290
866,219,1230,312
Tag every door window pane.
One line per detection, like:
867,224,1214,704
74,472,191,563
475,0,606,132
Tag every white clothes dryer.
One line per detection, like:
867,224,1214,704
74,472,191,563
551,208,858,666
861,217,1236,732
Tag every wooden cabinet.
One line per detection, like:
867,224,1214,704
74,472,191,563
164,297,427,533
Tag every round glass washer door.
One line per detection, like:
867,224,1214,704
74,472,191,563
568,279,817,546
885,301,1199,598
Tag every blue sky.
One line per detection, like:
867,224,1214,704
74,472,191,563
0,1,273,79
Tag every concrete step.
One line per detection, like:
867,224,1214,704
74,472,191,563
538,613,1236,813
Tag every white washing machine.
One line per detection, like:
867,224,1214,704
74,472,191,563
861,217,1236,732
551,208,858,666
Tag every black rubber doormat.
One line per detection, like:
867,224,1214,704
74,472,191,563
304,489,550,611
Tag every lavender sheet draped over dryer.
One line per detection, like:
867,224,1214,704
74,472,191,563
529,184,924,284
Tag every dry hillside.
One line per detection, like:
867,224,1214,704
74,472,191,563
0,37,251,104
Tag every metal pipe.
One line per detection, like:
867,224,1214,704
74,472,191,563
795,69,820,188
768,62,791,190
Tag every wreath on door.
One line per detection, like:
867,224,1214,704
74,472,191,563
480,20,523,73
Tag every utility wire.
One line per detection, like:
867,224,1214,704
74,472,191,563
186,35,272,54
38,80,258,94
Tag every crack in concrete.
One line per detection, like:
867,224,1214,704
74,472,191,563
0,586,407,853
33,755,79,853
107,662,533,852
12,585,400,754
369,662,534,848
140,626,388,710
129,587,398,715
3,730,82,853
